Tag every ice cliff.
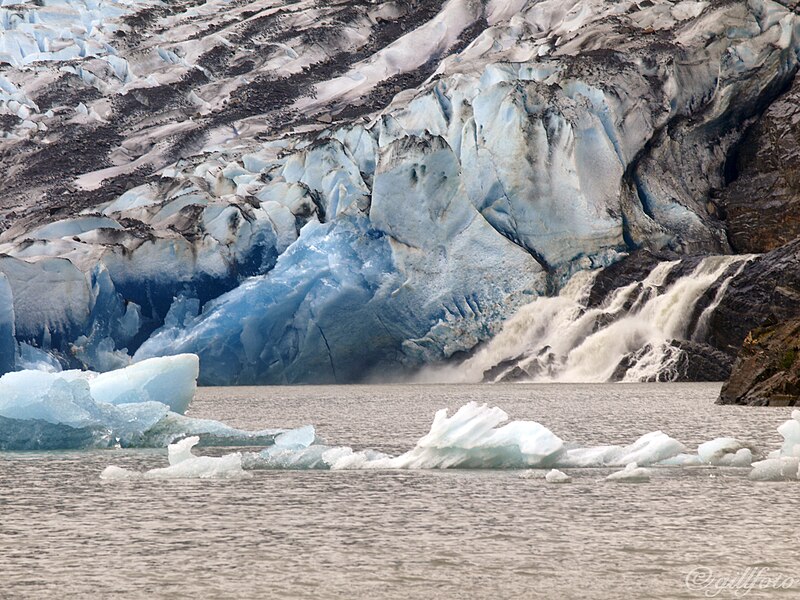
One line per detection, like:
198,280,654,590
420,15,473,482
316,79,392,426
0,0,799,383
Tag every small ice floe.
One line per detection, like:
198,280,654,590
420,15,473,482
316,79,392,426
749,457,799,482
697,438,753,467
606,463,651,483
545,469,572,484
517,470,547,479
100,436,251,480
747,410,800,481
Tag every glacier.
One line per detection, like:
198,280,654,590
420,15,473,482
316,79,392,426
0,0,798,383
0,354,305,450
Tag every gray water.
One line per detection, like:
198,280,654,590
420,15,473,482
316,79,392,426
2,383,799,599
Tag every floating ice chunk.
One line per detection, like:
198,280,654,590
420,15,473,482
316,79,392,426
101,436,251,480
562,431,685,467
656,453,704,467
606,463,651,483
697,437,753,466
246,443,349,471
517,469,547,479
0,368,171,450
89,354,199,414
144,451,250,479
99,466,141,480
749,457,800,482
168,435,199,465
776,411,800,458
382,402,565,469
132,412,297,449
727,448,754,468
746,411,800,479
0,354,250,450
545,469,572,483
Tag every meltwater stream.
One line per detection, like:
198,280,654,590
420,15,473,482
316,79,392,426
2,384,800,599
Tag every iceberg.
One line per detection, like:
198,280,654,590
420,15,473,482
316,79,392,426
0,354,305,450
545,469,572,484
105,400,800,483
100,436,251,480
242,402,696,472
748,410,800,481
89,354,198,414
606,463,651,483
697,438,754,467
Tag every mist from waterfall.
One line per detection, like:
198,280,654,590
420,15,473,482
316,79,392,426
424,255,755,384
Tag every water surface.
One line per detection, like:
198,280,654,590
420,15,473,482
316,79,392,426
2,384,798,599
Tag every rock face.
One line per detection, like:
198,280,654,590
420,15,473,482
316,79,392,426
718,319,800,406
721,73,800,253
706,239,800,356
1,0,800,383
614,340,735,383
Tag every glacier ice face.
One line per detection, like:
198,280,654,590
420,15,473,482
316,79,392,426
0,273,14,374
1,0,800,383
136,211,544,384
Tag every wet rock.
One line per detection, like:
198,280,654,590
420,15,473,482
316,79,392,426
707,240,800,355
718,319,800,406
612,340,734,382
721,74,800,253
669,340,735,382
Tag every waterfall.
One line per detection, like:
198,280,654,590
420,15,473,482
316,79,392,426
427,255,755,384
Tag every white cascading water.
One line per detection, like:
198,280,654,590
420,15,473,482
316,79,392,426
431,255,755,384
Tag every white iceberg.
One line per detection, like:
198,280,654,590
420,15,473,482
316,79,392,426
100,436,251,480
545,469,572,484
697,438,753,467
747,411,800,481
245,402,692,472
606,463,651,483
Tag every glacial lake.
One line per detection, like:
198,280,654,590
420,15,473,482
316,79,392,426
2,383,799,599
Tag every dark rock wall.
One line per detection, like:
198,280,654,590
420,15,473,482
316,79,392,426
721,74,800,253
